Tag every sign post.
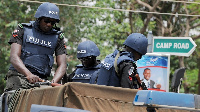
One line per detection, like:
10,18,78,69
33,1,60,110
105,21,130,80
153,37,197,57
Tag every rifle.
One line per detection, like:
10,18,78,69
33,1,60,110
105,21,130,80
34,80,51,87
34,80,62,87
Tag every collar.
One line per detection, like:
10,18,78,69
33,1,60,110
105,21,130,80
32,21,58,34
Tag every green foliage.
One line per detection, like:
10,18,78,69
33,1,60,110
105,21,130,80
0,75,6,94
133,15,144,32
183,69,199,94
148,21,156,31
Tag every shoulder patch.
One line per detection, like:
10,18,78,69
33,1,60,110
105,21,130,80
12,29,19,38
18,23,23,29
18,23,32,29
59,33,65,39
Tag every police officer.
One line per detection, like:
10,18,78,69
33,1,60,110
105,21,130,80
64,40,101,84
5,2,67,91
97,33,148,89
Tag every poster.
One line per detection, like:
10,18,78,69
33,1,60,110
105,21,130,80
136,53,170,92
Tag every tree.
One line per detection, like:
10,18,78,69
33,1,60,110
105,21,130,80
130,0,200,93
88,0,200,93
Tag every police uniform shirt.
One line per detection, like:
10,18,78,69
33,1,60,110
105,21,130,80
9,24,67,56
118,61,136,88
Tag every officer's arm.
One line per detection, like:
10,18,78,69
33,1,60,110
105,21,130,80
53,32,67,83
10,43,42,83
52,54,67,83
119,62,134,88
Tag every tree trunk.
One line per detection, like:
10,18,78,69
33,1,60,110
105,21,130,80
129,11,133,33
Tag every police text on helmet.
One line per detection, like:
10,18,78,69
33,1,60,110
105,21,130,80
49,11,58,15
77,50,86,54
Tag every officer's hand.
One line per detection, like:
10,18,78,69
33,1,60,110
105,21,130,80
135,74,141,84
138,87,143,90
51,83,62,87
26,74,43,84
